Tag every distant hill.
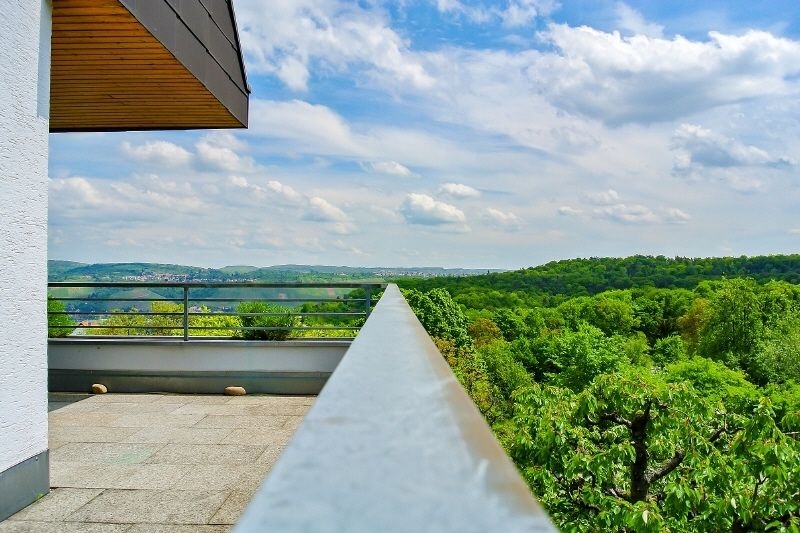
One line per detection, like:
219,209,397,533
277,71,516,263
48,260,87,278
48,261,499,282
396,254,800,309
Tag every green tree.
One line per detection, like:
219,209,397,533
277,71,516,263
403,288,471,348
542,323,629,392
698,278,763,367
510,369,800,532
237,301,296,340
467,317,504,348
47,296,76,337
750,317,800,385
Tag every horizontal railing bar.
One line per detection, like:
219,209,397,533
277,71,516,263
50,325,361,331
48,297,187,302
48,311,366,317
49,282,386,289
186,298,367,303
186,326,360,331
48,297,367,303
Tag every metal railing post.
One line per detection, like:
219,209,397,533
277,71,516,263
364,287,372,319
183,285,189,341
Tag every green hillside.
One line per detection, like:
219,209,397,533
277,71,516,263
396,254,800,309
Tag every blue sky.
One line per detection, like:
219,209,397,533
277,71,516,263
48,0,800,269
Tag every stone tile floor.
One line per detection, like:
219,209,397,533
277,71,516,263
1,393,313,532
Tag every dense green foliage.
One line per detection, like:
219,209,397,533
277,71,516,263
47,296,76,337
236,301,297,340
404,266,800,532
398,254,800,310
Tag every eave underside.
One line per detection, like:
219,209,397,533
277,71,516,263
50,0,246,132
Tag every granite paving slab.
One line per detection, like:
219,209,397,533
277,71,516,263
2,393,313,531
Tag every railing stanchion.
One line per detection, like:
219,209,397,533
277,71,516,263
183,285,189,341
364,287,372,320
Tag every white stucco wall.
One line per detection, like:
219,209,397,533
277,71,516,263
0,0,51,473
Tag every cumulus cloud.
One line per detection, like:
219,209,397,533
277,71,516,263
400,193,466,225
266,180,304,204
250,99,363,156
671,124,794,191
664,208,691,224
614,2,663,37
482,207,522,229
364,161,414,177
672,124,793,172
438,182,481,198
558,206,582,216
195,134,257,173
532,25,800,125
50,174,205,220
120,140,191,168
585,189,621,205
435,0,558,27
594,203,658,224
236,0,433,91
305,196,349,222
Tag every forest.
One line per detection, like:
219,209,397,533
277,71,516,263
398,257,800,532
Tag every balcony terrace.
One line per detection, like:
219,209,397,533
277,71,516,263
1,283,555,532
2,392,310,532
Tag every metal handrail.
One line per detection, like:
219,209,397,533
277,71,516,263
48,281,386,340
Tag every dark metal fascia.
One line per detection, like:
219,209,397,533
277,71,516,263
118,0,249,127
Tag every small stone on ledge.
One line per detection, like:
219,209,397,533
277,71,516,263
224,386,246,396
91,383,108,394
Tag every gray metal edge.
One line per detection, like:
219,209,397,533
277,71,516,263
49,369,330,395
0,450,50,522
234,284,556,532
48,338,352,348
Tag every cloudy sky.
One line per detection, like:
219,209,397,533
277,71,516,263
49,0,800,269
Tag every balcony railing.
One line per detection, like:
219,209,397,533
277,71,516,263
48,281,386,340
234,284,556,532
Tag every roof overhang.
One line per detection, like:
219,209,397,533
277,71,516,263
50,0,250,132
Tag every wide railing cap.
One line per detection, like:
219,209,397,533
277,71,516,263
234,283,555,532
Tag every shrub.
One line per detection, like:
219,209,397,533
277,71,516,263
237,301,296,340
47,296,76,337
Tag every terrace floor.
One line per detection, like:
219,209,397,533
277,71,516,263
1,392,313,532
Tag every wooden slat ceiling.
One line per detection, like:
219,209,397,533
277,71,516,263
50,0,244,131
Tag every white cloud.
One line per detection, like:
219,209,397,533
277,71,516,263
594,203,658,224
250,99,363,156
434,0,558,27
332,239,366,256
671,124,794,191
195,134,257,173
532,25,800,125
557,206,582,216
120,140,191,168
400,193,466,225
50,177,104,208
266,180,304,204
438,182,481,198
228,176,249,188
790,229,800,236
614,2,664,37
585,189,620,205
50,174,205,219
364,161,414,177
664,207,692,224
305,196,348,222
500,0,558,27
672,123,793,171
482,207,522,229
237,0,433,91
